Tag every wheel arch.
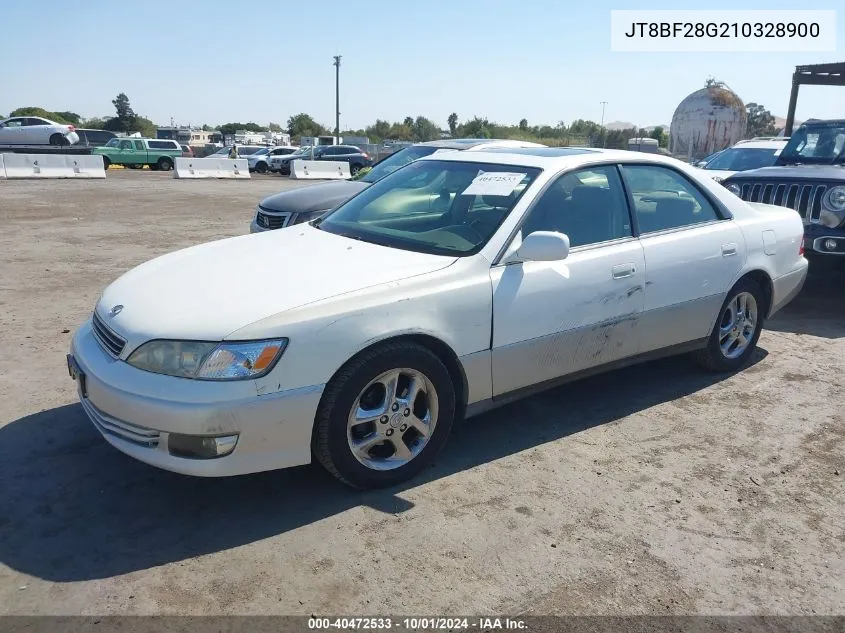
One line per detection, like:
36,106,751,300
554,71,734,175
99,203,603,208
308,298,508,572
737,269,774,318
324,333,469,421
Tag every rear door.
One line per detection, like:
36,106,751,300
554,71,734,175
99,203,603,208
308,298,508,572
620,163,745,351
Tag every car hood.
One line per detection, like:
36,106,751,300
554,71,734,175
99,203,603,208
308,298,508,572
96,225,456,347
259,179,370,213
726,165,844,181
699,168,736,182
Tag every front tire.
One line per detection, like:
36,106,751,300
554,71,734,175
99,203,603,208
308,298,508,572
255,162,268,174
692,278,765,372
157,157,173,171
102,157,111,170
312,341,456,489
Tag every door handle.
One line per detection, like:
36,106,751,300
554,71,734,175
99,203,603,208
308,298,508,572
612,263,636,279
721,243,738,256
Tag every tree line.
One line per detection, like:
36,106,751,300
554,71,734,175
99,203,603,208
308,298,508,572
4,93,781,148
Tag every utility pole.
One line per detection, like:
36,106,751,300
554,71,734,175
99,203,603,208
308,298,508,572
600,101,608,148
333,55,342,143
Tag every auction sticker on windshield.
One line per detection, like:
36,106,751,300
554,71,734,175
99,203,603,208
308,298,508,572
462,172,526,196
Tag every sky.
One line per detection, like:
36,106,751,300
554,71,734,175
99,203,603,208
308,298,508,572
1,0,842,131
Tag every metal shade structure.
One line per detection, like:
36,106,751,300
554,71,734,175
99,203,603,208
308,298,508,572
785,62,845,135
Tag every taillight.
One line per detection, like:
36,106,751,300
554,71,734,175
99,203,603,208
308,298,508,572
361,152,370,159
799,236,805,256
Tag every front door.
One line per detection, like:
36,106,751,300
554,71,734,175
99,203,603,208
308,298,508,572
0,118,25,144
491,165,646,396
619,163,746,351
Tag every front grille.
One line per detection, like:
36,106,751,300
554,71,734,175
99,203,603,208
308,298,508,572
92,312,126,357
81,398,160,448
737,181,829,224
257,208,291,230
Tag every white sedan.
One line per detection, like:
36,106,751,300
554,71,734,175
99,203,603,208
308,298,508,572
68,148,808,488
0,116,79,145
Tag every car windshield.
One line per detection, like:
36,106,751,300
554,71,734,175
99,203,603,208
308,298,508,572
316,159,541,256
252,148,270,156
778,124,845,165
105,138,120,147
704,147,782,171
360,145,443,183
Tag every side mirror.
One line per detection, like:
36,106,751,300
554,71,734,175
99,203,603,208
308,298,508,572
509,231,570,263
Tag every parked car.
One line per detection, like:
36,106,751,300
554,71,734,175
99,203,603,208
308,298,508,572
268,144,373,176
93,138,183,171
248,146,299,173
0,116,79,146
207,145,265,159
74,129,117,148
723,119,845,259
252,139,546,232
698,138,789,182
68,147,807,488
267,145,313,173
180,144,194,158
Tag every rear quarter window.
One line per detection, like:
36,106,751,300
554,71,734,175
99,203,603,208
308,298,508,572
147,141,179,150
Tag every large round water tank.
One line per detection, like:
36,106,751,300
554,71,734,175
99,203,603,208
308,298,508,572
670,84,746,159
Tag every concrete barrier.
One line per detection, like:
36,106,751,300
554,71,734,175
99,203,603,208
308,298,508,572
0,154,5,179
290,159,351,179
2,153,106,178
173,158,250,179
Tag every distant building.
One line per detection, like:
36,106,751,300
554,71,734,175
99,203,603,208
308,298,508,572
157,127,221,145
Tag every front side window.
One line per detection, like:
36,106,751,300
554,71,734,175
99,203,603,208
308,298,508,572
317,159,541,256
621,165,720,233
105,138,120,148
521,166,632,247
3,119,24,128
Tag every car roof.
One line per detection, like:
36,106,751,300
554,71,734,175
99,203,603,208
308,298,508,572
418,147,690,170
415,138,546,150
731,139,788,149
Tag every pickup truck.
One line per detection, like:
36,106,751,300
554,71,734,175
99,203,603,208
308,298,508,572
93,138,183,171
722,119,845,259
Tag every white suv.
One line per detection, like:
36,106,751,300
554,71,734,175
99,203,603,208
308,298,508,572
698,137,789,182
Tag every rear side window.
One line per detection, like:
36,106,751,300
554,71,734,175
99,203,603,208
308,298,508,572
621,165,720,234
148,140,177,150
133,140,144,150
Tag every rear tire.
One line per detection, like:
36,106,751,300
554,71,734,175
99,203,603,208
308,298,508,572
157,157,173,171
312,341,456,489
692,278,765,372
256,162,268,174
49,133,70,146
349,164,361,176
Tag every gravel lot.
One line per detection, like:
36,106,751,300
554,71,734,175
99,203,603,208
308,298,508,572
0,171,842,616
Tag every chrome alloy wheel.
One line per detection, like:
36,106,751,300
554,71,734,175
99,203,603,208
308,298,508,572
347,368,439,471
719,291,758,359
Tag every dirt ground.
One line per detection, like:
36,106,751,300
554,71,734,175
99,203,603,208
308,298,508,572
0,171,842,616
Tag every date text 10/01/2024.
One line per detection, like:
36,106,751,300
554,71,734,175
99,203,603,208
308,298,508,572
308,617,527,630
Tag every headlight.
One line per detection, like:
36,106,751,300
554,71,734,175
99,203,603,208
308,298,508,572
725,182,742,196
291,208,331,225
821,186,845,228
127,339,287,380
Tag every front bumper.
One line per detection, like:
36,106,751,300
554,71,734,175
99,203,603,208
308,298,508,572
803,225,845,256
70,320,323,476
